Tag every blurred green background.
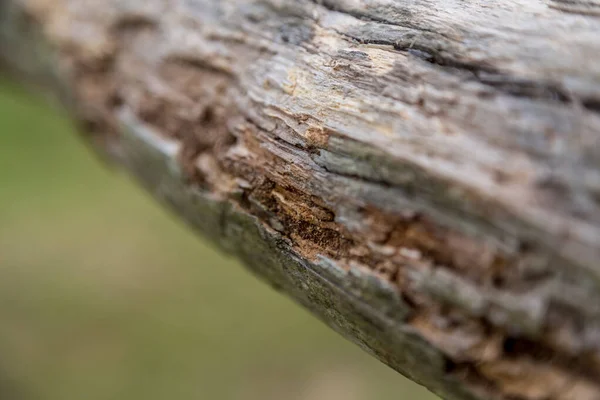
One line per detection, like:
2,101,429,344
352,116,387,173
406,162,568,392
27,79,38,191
0,78,436,400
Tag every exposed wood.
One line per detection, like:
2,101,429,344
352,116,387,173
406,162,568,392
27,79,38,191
2,0,600,399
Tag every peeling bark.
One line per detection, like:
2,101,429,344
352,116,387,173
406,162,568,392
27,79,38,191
2,1,600,399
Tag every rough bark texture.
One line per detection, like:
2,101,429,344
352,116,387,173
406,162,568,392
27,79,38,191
2,0,600,399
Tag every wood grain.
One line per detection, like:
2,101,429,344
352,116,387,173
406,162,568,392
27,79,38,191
2,1,600,399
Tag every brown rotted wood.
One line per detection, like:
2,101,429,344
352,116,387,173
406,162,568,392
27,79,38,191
2,0,600,399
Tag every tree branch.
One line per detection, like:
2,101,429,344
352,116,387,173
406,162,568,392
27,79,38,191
2,0,600,399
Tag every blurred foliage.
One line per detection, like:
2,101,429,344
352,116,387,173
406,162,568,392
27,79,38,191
0,78,437,400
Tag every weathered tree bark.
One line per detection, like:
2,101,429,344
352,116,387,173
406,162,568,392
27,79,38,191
2,0,600,399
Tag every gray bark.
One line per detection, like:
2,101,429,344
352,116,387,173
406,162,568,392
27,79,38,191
2,0,600,399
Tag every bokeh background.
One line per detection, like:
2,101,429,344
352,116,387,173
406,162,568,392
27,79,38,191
0,78,437,400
